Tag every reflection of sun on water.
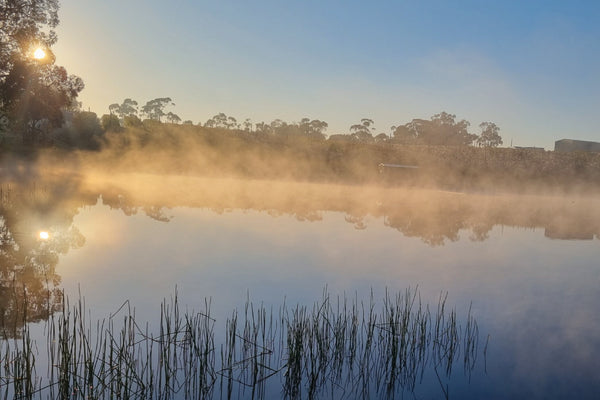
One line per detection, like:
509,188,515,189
33,48,46,60
39,231,50,240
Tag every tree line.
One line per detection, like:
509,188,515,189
100,98,503,148
0,0,502,150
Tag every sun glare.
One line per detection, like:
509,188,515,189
39,231,50,240
33,48,46,60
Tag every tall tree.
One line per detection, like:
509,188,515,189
392,124,417,144
243,118,252,132
254,121,271,135
350,118,375,142
141,97,173,122
427,112,474,146
111,98,138,119
205,112,232,129
476,122,502,147
396,113,475,146
0,0,84,142
299,117,328,139
165,111,181,124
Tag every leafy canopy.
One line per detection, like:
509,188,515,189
0,0,84,141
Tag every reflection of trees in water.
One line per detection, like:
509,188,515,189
0,178,90,338
99,178,599,246
2,173,600,336
379,195,600,246
382,204,468,246
345,214,367,230
101,193,172,222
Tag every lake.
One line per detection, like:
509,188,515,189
1,169,599,399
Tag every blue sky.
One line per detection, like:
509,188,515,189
54,0,600,149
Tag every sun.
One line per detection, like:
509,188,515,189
33,47,46,60
39,231,50,240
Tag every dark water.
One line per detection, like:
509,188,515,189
1,171,599,398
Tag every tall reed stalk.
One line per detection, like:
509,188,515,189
0,287,484,399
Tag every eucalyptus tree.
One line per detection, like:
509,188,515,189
350,118,375,142
141,97,174,122
392,124,417,144
243,118,253,132
254,121,271,135
204,112,238,129
394,112,476,146
428,112,475,145
165,111,181,124
121,98,138,116
476,122,502,147
299,117,328,140
0,0,84,142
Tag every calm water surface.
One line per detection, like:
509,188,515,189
1,172,599,398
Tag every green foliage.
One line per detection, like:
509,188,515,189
141,97,173,121
123,114,143,128
476,122,502,147
298,117,328,139
108,98,138,120
0,0,84,144
205,112,238,129
350,118,375,142
50,111,102,149
404,112,476,146
165,111,181,124
392,125,416,144
100,114,121,132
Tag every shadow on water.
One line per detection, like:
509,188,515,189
1,288,484,399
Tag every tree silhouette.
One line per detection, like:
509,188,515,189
350,118,375,142
0,0,84,143
109,98,139,120
101,114,121,132
476,122,502,147
166,111,181,124
392,124,417,144
393,112,475,146
243,118,253,132
205,112,237,129
299,118,328,139
141,97,173,122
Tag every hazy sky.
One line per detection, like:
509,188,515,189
53,0,600,149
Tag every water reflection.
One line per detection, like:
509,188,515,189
0,175,89,337
1,172,598,334
1,171,598,398
88,174,599,246
2,288,481,400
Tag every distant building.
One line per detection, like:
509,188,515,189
554,139,600,153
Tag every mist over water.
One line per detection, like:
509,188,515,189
1,153,599,399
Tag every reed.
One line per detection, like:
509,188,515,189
0,287,484,399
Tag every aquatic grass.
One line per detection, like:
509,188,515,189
0,287,485,399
